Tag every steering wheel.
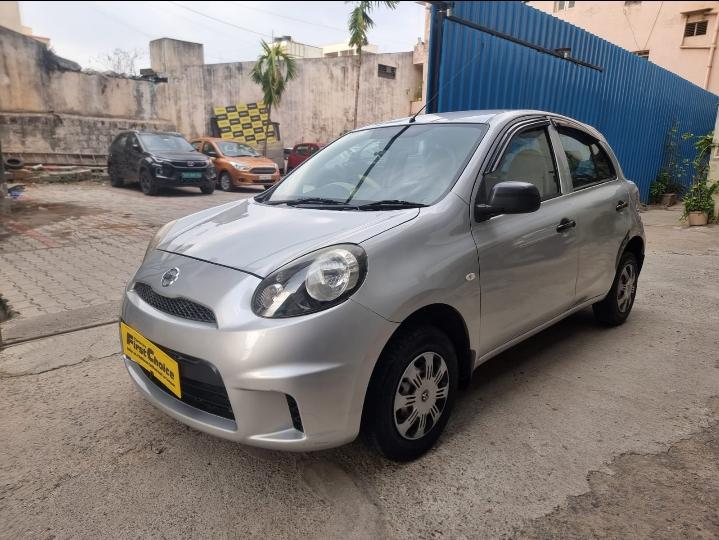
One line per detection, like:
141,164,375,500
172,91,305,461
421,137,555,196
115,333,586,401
321,178,382,199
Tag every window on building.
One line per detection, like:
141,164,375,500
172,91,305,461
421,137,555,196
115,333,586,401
634,50,650,60
554,1,575,11
378,64,396,79
685,20,709,38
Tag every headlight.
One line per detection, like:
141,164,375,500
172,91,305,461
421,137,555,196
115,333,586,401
144,220,177,261
252,244,367,318
232,162,250,171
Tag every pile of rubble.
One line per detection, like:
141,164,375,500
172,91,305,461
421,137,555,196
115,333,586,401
2,161,107,184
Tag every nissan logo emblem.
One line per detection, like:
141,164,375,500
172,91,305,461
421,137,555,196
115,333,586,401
161,267,180,287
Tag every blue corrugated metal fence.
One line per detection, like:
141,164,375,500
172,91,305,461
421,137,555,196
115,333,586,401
427,1,719,201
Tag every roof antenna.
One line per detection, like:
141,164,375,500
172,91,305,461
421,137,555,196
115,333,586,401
408,96,432,123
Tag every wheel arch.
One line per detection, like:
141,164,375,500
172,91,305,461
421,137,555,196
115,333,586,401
620,235,645,271
360,302,474,434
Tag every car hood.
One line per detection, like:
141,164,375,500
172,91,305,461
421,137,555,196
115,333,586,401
159,199,419,277
154,151,208,163
224,155,276,167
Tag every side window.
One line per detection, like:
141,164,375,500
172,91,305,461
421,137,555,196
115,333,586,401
295,144,309,156
202,142,215,155
557,127,615,189
127,134,139,151
483,127,560,202
191,141,202,151
113,134,127,150
309,145,320,155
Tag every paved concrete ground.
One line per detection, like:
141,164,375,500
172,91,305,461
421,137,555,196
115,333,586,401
1,184,718,538
0,183,254,341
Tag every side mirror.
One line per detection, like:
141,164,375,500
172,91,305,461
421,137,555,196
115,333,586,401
475,181,541,221
131,142,140,151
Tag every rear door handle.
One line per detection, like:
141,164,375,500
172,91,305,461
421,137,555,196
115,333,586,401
616,200,628,211
556,218,576,233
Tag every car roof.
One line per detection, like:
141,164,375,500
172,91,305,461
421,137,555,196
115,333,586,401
361,109,601,138
118,130,184,137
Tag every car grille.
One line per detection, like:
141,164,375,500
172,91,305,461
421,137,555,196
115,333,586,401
171,160,207,168
139,346,234,420
134,282,216,324
250,167,276,175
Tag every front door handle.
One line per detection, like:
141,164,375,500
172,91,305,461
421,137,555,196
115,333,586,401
616,200,628,211
556,218,576,233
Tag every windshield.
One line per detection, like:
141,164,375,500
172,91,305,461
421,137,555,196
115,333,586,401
217,141,259,157
139,133,196,153
263,124,488,207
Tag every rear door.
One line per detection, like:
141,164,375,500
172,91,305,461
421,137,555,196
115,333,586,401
125,133,143,180
472,119,579,355
552,122,631,302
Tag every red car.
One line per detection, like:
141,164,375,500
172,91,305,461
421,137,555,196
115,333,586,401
286,142,324,173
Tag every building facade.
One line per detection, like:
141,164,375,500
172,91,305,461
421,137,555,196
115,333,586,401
0,0,49,44
528,1,719,94
274,36,379,58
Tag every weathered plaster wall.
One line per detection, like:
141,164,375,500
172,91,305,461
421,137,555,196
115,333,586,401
161,50,421,146
0,30,420,158
0,25,173,155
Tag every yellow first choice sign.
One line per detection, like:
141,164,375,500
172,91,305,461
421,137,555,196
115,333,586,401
121,322,181,398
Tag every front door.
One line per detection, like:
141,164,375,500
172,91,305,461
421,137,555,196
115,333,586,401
471,122,579,356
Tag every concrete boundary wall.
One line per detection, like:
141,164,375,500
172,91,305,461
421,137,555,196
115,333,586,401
0,28,420,159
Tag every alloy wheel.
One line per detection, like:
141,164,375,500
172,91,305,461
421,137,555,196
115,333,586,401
616,263,636,312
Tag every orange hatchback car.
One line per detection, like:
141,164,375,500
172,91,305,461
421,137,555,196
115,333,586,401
191,137,281,191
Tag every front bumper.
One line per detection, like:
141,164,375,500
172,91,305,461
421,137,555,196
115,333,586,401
151,163,214,186
230,169,281,186
121,250,397,451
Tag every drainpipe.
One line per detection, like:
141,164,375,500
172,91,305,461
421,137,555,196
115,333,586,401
703,13,719,90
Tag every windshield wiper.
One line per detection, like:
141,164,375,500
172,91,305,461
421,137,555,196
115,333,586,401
357,200,428,210
264,197,347,207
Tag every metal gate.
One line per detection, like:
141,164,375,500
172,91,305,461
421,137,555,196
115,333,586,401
427,1,719,200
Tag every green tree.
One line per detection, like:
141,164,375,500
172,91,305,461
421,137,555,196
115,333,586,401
250,40,298,155
347,1,399,129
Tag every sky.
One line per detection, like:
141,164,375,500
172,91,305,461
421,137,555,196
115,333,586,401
18,1,427,70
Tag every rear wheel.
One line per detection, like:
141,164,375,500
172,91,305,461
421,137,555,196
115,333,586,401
593,252,639,326
139,169,158,196
219,172,233,192
366,325,458,462
108,163,124,187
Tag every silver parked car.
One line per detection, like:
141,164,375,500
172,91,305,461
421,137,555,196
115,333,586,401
121,110,645,461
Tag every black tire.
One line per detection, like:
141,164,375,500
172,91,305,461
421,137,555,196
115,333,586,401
365,325,458,462
200,181,215,195
4,157,24,170
593,252,639,326
139,169,158,196
218,172,234,192
108,163,124,187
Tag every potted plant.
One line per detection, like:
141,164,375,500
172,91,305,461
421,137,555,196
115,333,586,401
682,179,718,226
650,122,687,206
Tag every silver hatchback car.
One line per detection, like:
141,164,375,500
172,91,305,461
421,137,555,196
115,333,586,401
121,110,645,461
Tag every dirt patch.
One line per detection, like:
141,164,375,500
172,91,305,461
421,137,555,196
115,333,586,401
515,399,719,539
1,199,104,229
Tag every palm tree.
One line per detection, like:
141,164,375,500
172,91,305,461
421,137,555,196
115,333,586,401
347,1,399,129
250,40,298,155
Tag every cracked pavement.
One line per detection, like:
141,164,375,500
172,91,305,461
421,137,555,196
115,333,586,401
1,184,718,538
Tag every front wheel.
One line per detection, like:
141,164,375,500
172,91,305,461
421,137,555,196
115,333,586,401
200,181,215,195
139,169,158,195
366,325,458,462
593,252,639,326
218,172,233,192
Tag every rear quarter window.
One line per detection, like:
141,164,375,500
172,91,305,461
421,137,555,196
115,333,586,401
557,126,616,189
